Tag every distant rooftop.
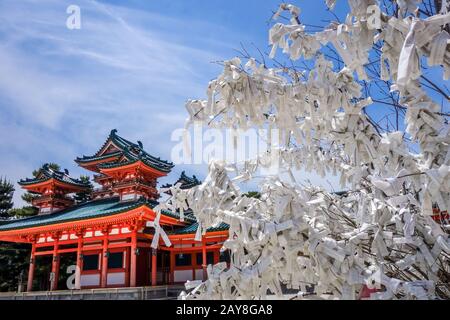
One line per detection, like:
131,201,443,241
18,163,90,188
162,171,201,191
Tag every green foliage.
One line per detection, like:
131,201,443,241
32,162,60,178
74,175,93,204
0,242,30,292
57,254,76,290
0,164,91,292
21,192,40,206
0,177,14,218
0,177,33,292
8,206,39,218
244,191,261,199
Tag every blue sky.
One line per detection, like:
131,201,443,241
0,0,369,207
0,0,352,206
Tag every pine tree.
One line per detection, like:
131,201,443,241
0,242,30,292
0,177,30,292
20,192,40,206
74,175,93,204
0,177,14,219
8,206,38,218
15,191,39,218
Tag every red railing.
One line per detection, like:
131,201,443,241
431,208,449,223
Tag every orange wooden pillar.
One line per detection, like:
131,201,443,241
101,230,109,288
192,244,196,280
50,235,60,291
130,231,137,287
125,247,130,287
27,241,36,292
75,232,83,289
202,237,207,281
151,248,157,286
169,251,175,284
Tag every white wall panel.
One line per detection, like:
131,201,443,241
107,272,125,285
174,270,193,282
80,274,100,286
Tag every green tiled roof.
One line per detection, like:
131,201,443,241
160,209,196,223
162,171,201,191
75,151,122,163
0,197,183,232
75,129,174,173
18,164,90,188
170,222,229,235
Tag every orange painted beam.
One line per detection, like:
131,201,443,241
34,250,55,256
169,236,229,246
168,230,229,241
100,160,167,178
35,248,78,255
162,244,223,252
35,231,135,247
33,243,132,256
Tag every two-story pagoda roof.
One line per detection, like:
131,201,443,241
75,129,174,174
18,163,90,191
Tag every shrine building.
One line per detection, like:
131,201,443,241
0,129,229,291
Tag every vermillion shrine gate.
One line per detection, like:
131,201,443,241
0,130,229,291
